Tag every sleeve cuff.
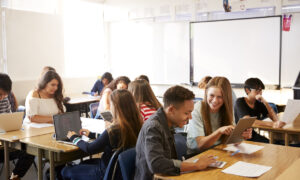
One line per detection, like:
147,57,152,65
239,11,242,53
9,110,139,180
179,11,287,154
72,137,82,145
172,159,182,168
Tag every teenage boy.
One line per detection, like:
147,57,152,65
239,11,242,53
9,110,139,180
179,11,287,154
135,86,216,180
234,78,285,143
0,73,35,180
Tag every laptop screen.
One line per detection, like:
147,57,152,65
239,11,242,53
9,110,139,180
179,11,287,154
53,111,82,141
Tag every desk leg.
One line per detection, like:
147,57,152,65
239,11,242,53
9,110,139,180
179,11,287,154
49,151,55,180
38,149,43,180
3,141,10,180
285,133,289,146
269,132,274,144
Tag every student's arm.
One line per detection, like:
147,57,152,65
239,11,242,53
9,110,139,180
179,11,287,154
180,156,216,172
29,115,53,123
195,125,234,151
91,80,100,93
68,130,108,154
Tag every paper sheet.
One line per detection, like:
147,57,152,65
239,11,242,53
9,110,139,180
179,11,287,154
282,99,300,124
223,143,264,154
26,123,53,128
222,161,271,177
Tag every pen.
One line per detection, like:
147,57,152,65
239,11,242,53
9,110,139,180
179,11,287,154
230,149,240,156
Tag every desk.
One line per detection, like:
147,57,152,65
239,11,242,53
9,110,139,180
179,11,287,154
0,126,54,180
64,95,100,118
276,158,300,180
154,141,300,180
252,123,300,146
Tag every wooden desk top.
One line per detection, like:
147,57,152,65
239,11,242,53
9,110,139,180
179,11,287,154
20,133,79,153
252,123,300,133
155,141,300,180
0,126,54,142
65,95,100,105
276,158,300,180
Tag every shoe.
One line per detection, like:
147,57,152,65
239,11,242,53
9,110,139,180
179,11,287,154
10,173,20,180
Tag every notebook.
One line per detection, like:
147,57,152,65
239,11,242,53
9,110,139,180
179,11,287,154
53,111,82,144
0,112,24,133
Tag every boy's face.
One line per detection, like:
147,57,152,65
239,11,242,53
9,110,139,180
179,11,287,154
0,88,8,100
246,88,263,99
167,100,194,128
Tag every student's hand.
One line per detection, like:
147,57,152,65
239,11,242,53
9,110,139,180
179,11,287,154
242,128,252,139
273,121,286,128
255,95,266,103
79,129,90,136
67,131,77,139
194,155,216,170
218,125,234,135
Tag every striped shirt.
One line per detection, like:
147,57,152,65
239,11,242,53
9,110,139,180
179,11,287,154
0,97,11,114
139,103,157,122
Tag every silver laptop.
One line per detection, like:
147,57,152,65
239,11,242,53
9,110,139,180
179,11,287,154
0,112,24,133
53,111,82,144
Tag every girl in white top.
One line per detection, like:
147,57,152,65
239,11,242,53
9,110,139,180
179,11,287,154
25,70,65,123
97,76,131,113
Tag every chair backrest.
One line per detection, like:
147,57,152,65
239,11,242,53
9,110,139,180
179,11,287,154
103,149,123,180
174,133,187,160
118,148,136,180
268,102,278,114
89,102,99,118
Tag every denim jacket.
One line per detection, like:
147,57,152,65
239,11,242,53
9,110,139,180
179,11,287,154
134,108,181,180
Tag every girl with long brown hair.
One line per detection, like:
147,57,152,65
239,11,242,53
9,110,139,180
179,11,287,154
128,79,162,121
25,70,65,123
187,77,251,153
62,89,142,180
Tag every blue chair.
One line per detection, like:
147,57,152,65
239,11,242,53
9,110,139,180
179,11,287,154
268,102,278,114
174,133,187,160
103,149,123,180
118,148,136,180
89,102,99,118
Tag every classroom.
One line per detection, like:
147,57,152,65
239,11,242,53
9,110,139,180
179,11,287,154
1,0,300,179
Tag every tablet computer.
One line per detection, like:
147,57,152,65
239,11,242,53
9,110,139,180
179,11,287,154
225,117,256,144
100,111,113,122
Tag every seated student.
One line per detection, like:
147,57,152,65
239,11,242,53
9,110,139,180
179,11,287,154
25,70,65,123
187,77,252,154
91,72,113,96
97,76,130,113
135,74,150,83
0,73,35,180
62,89,142,180
135,86,217,180
234,78,285,143
128,79,161,121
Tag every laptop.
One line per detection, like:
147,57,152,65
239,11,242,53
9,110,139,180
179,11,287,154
0,112,24,133
53,111,82,144
281,99,300,124
225,117,256,144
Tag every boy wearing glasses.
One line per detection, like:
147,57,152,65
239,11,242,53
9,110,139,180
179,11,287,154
234,78,285,143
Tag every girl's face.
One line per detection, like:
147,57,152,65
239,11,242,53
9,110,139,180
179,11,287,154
117,81,127,90
44,79,59,95
206,87,224,113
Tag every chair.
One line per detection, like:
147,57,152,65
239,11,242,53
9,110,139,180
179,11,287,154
118,148,136,180
103,149,123,180
89,102,99,118
174,133,187,160
268,102,278,114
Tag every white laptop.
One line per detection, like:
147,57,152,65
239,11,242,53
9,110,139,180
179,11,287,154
281,99,300,124
0,112,24,133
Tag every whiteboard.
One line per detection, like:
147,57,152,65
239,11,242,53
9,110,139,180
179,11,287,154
108,21,190,84
191,16,281,85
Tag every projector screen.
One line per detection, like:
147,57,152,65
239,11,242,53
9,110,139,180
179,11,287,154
191,16,281,86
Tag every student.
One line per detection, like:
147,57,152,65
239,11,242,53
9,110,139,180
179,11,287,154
187,77,251,154
91,72,113,96
135,86,216,180
234,78,285,143
25,70,65,123
97,76,130,113
128,79,161,121
0,73,34,180
198,76,212,89
62,89,142,180
135,74,150,83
